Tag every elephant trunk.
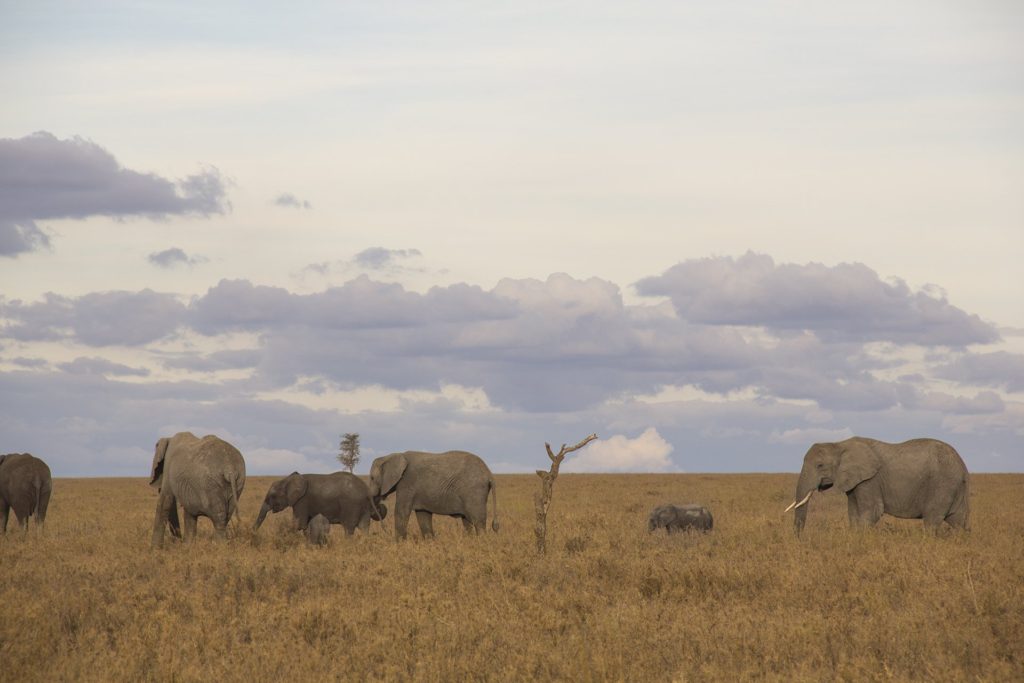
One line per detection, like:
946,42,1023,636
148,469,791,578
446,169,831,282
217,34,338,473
791,467,816,536
254,500,271,530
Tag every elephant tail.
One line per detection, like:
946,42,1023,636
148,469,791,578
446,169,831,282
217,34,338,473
489,477,499,532
227,472,242,526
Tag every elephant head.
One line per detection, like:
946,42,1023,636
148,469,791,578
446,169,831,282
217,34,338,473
368,453,407,499
253,472,308,529
149,438,170,490
788,439,882,534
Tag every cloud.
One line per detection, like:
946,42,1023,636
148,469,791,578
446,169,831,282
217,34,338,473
273,193,311,210
160,348,263,373
934,351,1024,393
148,247,207,268
353,247,422,270
0,131,228,257
1,289,187,346
563,428,676,472
636,252,999,347
768,426,855,445
58,356,150,377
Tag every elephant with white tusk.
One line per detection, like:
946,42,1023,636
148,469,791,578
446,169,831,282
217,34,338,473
788,436,969,535
149,432,246,548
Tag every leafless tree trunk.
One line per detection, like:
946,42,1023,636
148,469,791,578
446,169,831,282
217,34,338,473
534,434,597,554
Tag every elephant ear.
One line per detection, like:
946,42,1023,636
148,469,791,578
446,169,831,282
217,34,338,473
149,438,170,489
835,440,882,493
285,473,309,507
379,453,408,497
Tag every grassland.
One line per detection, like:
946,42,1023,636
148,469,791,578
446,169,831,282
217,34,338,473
1,473,1021,682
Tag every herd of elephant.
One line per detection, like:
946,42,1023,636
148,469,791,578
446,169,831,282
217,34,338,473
0,433,971,544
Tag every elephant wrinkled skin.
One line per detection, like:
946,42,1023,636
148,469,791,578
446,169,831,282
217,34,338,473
149,432,246,548
0,453,52,533
369,450,498,539
253,471,386,536
648,504,713,534
789,436,969,535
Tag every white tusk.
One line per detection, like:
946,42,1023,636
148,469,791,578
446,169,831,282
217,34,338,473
784,489,814,513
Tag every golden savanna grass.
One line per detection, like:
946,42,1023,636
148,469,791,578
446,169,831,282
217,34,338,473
2,473,1022,681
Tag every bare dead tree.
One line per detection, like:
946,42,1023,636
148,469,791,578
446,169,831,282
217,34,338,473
534,433,597,554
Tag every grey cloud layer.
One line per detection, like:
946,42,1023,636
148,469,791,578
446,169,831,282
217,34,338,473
2,254,1020,476
0,131,228,256
0,256,1005,415
636,253,999,347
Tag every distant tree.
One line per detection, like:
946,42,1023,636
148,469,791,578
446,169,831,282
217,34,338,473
338,433,360,473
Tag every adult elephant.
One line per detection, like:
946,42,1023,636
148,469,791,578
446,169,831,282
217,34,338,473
369,450,498,539
253,471,387,536
0,453,52,534
149,432,246,548
786,436,969,535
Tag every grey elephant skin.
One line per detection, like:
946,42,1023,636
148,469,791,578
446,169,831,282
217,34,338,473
253,471,386,536
149,432,246,548
306,514,330,546
648,504,713,534
369,450,498,539
0,453,52,533
790,436,969,534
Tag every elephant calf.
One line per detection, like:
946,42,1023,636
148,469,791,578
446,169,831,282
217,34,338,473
0,453,52,534
306,514,330,546
648,504,713,534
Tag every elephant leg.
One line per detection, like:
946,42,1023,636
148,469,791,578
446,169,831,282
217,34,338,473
183,512,198,542
166,497,181,539
847,487,883,528
35,486,51,531
415,510,435,538
0,500,9,533
461,517,475,535
152,493,176,548
212,514,228,540
393,497,413,540
357,515,370,535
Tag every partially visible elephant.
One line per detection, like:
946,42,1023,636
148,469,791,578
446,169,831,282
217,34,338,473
253,471,386,536
648,504,713,534
369,450,498,539
149,432,246,548
787,436,969,535
0,453,52,534
306,514,330,546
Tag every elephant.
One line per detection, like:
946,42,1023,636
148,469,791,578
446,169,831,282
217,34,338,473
787,436,970,535
306,514,330,546
648,504,713,534
149,432,246,548
368,450,498,539
0,453,52,534
253,471,386,536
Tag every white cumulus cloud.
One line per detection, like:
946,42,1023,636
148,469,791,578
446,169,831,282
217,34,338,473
563,427,676,473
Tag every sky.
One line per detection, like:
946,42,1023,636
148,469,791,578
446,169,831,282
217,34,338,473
1,1,1022,477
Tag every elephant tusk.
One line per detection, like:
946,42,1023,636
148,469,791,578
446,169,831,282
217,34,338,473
784,490,814,513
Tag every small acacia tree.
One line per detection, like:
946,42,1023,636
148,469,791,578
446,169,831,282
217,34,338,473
338,433,360,473
534,434,597,554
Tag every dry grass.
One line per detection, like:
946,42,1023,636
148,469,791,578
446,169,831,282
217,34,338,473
1,473,1021,682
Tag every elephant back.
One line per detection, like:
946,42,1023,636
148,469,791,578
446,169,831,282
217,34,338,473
194,436,246,481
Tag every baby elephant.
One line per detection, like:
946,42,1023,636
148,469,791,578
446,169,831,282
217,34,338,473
306,514,330,546
648,504,713,534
